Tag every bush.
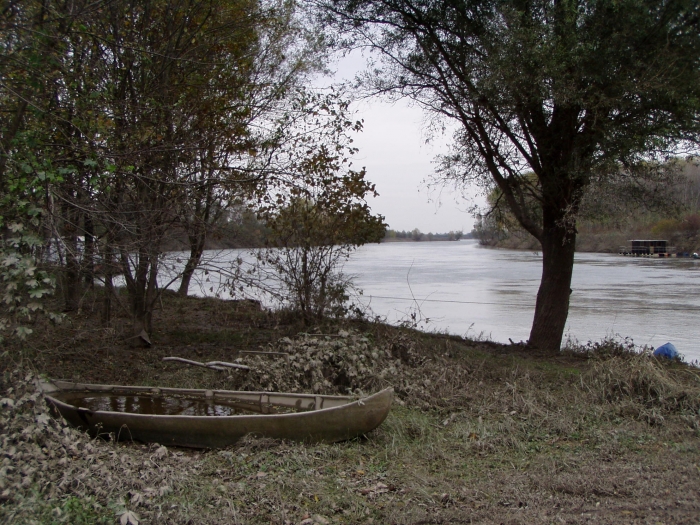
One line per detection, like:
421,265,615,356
651,218,681,237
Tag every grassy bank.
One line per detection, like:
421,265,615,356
2,292,700,524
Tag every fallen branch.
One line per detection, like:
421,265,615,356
162,357,250,371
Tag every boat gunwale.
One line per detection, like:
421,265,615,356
40,380,393,422
42,379,360,401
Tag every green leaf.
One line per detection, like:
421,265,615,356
14,326,33,339
2,255,20,267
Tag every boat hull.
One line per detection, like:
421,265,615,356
40,380,393,448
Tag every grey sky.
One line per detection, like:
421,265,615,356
318,52,480,234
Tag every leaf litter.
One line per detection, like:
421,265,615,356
2,327,700,524
0,370,182,524
227,329,445,407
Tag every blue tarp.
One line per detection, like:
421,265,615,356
653,342,679,360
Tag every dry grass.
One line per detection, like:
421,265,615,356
1,294,700,524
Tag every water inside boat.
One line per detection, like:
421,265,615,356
55,393,257,416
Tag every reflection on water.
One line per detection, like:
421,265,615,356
165,240,700,362
59,394,248,416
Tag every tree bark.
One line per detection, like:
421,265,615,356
83,213,95,287
101,231,119,327
122,246,157,346
62,205,81,311
178,234,206,296
527,221,576,353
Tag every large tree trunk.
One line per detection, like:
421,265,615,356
62,251,81,311
101,242,117,327
178,234,206,296
528,221,577,353
82,213,95,288
62,205,81,312
122,246,157,346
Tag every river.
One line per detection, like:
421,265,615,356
171,239,700,362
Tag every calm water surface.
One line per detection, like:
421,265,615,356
174,240,700,362
345,240,700,361
59,393,246,416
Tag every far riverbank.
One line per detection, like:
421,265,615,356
479,228,700,254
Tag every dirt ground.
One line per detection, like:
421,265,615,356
1,291,699,524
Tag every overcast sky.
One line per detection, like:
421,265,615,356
315,52,481,234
